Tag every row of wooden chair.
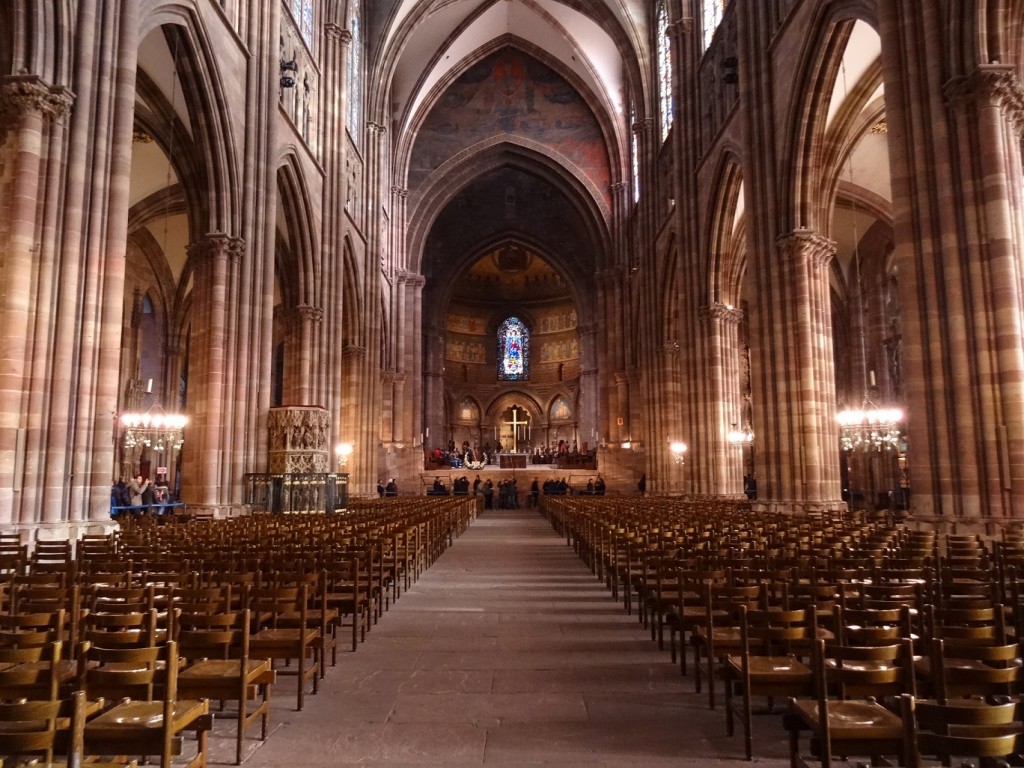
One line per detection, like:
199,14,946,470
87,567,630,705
0,497,480,765
541,496,1024,766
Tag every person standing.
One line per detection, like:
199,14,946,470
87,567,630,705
128,475,149,516
637,473,646,496
385,478,398,497
377,479,385,498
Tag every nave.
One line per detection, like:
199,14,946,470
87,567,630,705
241,507,782,767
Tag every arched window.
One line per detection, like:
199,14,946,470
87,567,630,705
346,0,362,146
497,317,530,381
657,2,673,143
291,0,315,47
702,0,726,51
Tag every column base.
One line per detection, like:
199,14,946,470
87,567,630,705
751,498,849,515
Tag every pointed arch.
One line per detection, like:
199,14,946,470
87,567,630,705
137,8,242,237
704,150,746,307
341,236,365,349
407,140,611,276
779,2,880,235
275,156,320,309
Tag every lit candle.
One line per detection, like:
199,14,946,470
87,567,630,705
146,379,153,393
869,370,876,387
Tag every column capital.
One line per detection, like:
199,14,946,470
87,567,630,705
776,229,836,268
391,185,408,199
666,19,692,39
367,121,388,136
631,117,656,136
0,75,74,126
325,23,351,44
699,302,744,326
293,304,324,324
187,233,245,265
945,64,1024,134
397,270,425,288
342,344,367,361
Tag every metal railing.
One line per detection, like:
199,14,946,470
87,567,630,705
242,473,349,514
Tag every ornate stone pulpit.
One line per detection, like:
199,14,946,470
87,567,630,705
268,406,330,473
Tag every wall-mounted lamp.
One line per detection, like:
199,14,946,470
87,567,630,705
670,441,688,465
280,59,298,89
722,56,739,85
335,442,353,469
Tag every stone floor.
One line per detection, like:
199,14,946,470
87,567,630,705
212,507,793,766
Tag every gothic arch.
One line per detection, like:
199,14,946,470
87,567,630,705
431,234,589,331
393,36,626,192
137,9,242,237
372,2,648,157
276,156,320,309
407,141,611,276
659,233,681,349
485,392,543,433
704,150,746,308
341,237,364,349
780,3,880,235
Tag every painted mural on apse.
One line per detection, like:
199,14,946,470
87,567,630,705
409,48,611,208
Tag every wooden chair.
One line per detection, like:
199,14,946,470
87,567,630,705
692,582,763,708
900,694,1023,768
0,689,136,767
785,638,914,768
249,583,320,711
723,605,817,759
79,639,211,768
928,637,1023,702
0,640,64,701
324,555,369,653
177,608,274,764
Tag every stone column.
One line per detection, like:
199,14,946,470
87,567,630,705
577,323,599,450
0,77,73,524
287,305,323,405
698,303,744,495
880,2,1024,523
755,230,842,512
182,234,244,507
339,344,366,469
319,22,349,440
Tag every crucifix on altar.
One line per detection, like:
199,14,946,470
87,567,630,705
500,406,531,452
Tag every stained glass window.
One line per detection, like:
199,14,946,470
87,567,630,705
497,317,530,381
291,0,315,47
657,2,673,143
347,0,362,146
702,0,726,51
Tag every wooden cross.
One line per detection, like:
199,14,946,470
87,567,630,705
502,407,530,452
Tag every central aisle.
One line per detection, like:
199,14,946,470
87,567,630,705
242,508,790,766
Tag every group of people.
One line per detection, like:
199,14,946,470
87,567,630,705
376,478,399,497
110,474,171,517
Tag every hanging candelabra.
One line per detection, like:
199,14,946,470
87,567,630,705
120,407,188,452
833,62,903,454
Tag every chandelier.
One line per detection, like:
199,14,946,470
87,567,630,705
670,441,688,465
833,61,903,454
836,398,903,452
120,408,188,452
726,423,754,447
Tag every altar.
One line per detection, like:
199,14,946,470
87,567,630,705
499,453,528,469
